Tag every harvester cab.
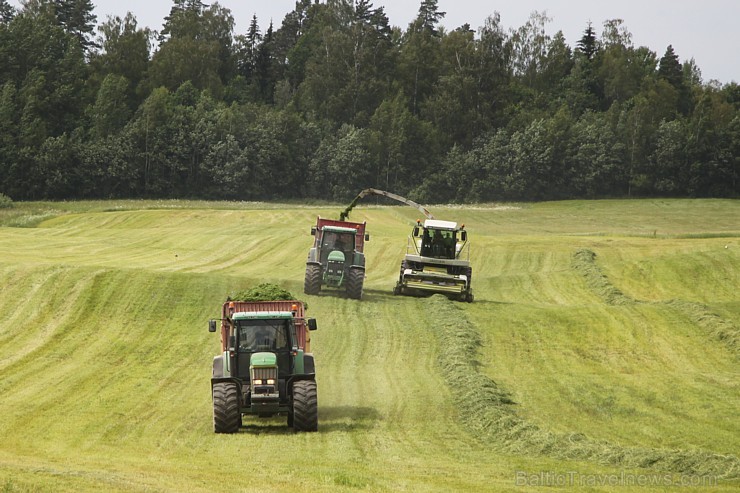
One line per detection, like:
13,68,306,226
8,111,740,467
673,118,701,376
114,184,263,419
415,220,468,259
209,300,319,433
394,219,474,302
304,218,368,299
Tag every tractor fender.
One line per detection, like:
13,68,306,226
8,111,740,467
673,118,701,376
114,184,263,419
349,264,366,271
353,252,366,267
212,355,224,378
210,376,242,392
303,353,316,375
286,374,316,395
306,248,319,263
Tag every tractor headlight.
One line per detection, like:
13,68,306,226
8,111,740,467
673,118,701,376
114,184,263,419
266,379,276,385
253,379,263,385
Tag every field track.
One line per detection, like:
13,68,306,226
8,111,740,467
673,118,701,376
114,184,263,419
0,199,738,492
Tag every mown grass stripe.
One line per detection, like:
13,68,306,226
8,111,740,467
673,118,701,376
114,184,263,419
428,294,739,479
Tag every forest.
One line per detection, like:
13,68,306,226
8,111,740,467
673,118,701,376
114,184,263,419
0,0,737,202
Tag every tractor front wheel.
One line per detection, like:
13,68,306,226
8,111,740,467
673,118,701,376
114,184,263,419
346,267,364,300
304,264,322,295
213,382,241,434
292,380,318,432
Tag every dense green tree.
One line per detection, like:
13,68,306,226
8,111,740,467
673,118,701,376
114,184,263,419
270,0,320,90
576,22,597,61
398,0,445,114
88,73,131,139
308,123,372,200
475,13,511,128
508,11,552,88
296,0,393,125
53,0,97,52
658,44,692,115
569,21,602,111
0,81,19,196
90,13,150,108
146,0,235,96
566,111,626,196
0,0,14,23
235,15,261,80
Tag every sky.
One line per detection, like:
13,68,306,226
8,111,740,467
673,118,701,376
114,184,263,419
11,0,739,83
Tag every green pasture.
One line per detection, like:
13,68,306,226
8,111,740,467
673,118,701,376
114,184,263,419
0,199,738,492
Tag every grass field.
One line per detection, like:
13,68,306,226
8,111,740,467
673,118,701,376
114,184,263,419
0,199,738,492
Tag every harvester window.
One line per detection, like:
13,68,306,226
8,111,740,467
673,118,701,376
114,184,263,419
430,230,455,259
238,320,291,351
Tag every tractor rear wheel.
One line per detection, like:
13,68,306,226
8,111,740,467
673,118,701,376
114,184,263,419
346,267,364,300
213,382,241,433
292,380,318,432
304,264,322,295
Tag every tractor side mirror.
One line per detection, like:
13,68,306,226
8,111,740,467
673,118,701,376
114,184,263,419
208,320,217,333
307,318,318,331
413,226,419,237
229,335,236,350
461,231,467,241
365,233,370,241
311,227,316,236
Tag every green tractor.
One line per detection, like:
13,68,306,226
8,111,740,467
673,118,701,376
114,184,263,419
209,300,318,433
304,217,369,299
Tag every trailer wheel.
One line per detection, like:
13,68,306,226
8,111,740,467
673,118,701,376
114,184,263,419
346,267,364,300
304,264,322,295
292,380,318,432
213,382,241,434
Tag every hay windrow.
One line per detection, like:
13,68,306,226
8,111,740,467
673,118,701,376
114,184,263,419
666,300,739,355
572,249,738,355
428,295,739,479
572,249,633,305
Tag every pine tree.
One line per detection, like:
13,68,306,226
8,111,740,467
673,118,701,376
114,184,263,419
576,21,597,60
0,0,15,24
658,45,683,88
54,0,98,52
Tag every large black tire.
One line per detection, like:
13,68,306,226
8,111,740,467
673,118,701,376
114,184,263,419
292,380,318,432
304,264,322,295
345,267,364,300
213,382,241,434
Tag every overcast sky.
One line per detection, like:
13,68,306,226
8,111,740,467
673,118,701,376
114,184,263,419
11,0,738,83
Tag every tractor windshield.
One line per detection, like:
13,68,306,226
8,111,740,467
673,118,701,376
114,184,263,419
321,231,355,252
237,320,292,352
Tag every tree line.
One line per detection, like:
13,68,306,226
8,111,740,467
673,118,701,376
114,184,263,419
0,0,737,202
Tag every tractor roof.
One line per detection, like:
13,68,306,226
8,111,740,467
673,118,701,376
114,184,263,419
322,226,359,234
424,219,458,230
232,311,294,320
